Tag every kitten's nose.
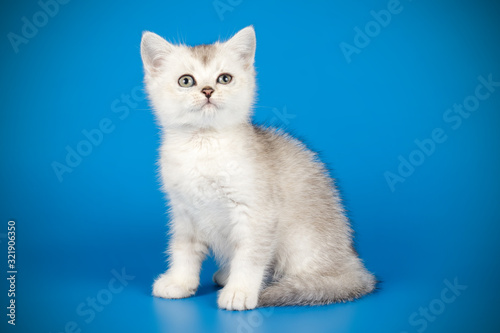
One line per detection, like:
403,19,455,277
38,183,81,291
201,86,214,98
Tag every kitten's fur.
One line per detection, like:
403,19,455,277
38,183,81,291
141,26,376,310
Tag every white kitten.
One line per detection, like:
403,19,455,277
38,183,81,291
141,26,376,310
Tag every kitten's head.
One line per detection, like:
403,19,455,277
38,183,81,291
140,26,256,130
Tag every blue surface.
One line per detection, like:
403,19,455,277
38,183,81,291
1,0,500,332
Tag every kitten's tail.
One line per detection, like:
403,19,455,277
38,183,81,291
258,270,376,307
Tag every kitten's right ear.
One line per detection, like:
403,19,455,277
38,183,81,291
140,31,173,76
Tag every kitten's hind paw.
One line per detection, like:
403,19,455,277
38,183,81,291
213,268,229,287
152,274,198,299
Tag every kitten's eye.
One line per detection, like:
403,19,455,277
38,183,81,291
217,73,232,85
178,75,196,87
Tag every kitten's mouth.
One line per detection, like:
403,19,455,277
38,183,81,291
201,100,218,110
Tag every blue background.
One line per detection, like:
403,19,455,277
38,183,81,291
1,0,499,332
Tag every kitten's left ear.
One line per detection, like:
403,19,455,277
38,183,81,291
140,31,174,76
224,26,256,66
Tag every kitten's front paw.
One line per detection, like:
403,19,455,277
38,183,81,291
152,274,198,299
218,286,258,310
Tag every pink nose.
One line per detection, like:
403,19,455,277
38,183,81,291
201,87,214,98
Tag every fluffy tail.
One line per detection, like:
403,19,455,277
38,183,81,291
258,270,376,307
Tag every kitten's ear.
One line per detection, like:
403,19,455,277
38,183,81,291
225,26,256,66
140,31,173,76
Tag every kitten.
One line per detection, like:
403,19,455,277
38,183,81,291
140,26,376,310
